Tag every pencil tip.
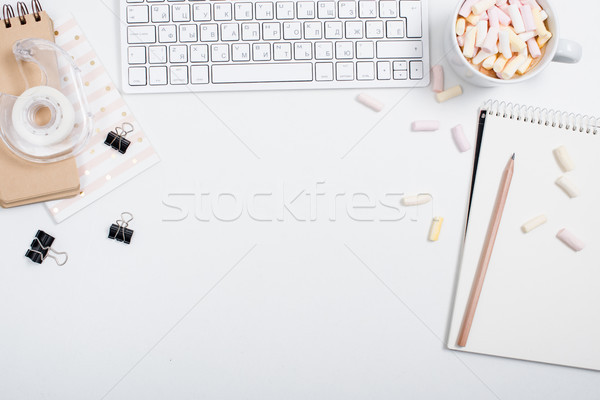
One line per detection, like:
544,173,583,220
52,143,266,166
512,153,515,160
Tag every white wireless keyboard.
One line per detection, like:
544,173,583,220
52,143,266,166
121,0,430,93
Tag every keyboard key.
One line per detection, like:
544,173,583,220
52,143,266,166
212,63,313,83
336,62,354,80
273,42,292,60
242,23,260,40
127,26,156,44
276,2,295,19
356,41,374,59
193,3,211,21
128,67,147,85
379,1,397,18
377,61,391,79
170,66,188,84
399,1,422,38
172,4,190,22
393,70,408,80
393,60,407,70
335,41,353,59
221,23,240,41
283,22,302,40
315,41,333,59
376,40,423,58
315,62,334,80
234,2,253,20
365,21,384,38
149,66,167,85
255,2,274,20
358,1,377,18
169,45,188,63
386,20,405,38
324,21,342,39
127,5,149,23
127,0,144,3
296,2,315,19
232,43,251,61
304,21,322,39
158,25,177,43
253,43,271,61
294,42,312,60
317,1,336,19
338,1,356,18
263,22,281,40
211,44,230,61
151,5,169,22
191,65,209,84
345,21,363,39
356,61,375,80
128,46,146,64
200,24,219,41
148,45,167,63
214,2,232,21
179,24,197,42
190,44,209,62
410,60,423,79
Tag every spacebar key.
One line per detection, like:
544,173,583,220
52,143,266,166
212,63,313,84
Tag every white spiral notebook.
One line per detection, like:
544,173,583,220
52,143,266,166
447,101,600,371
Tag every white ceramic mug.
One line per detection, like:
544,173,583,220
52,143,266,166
445,0,582,87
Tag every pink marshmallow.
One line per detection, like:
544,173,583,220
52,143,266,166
481,26,499,53
519,5,536,31
459,0,479,18
480,12,489,21
457,33,466,47
494,6,512,25
525,0,541,11
452,125,471,152
412,121,440,132
431,65,444,93
557,229,585,252
496,0,508,6
508,0,522,5
488,8,499,27
527,38,542,58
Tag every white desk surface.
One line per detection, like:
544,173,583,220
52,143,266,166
1,0,599,399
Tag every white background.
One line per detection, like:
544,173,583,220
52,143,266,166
1,0,599,399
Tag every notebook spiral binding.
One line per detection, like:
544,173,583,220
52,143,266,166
2,0,42,28
484,100,599,135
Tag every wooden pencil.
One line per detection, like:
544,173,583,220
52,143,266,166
457,153,515,347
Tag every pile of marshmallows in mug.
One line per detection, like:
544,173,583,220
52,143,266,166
456,0,552,80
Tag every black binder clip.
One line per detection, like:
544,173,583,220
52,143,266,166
104,122,133,154
108,212,134,244
25,230,68,266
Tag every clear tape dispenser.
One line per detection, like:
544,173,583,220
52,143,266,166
0,38,93,163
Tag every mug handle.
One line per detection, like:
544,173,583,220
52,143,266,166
552,39,582,63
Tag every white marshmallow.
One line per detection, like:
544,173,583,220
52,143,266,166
521,215,547,233
476,20,489,47
553,145,575,172
498,29,512,59
402,194,432,206
555,175,580,198
456,17,466,36
463,26,477,58
507,4,525,33
481,26,499,53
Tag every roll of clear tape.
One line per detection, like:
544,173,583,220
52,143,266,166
11,86,75,147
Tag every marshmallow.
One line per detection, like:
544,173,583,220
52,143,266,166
556,229,585,252
428,217,444,242
519,5,536,31
519,31,536,42
463,26,478,58
539,10,548,21
436,85,463,103
495,6,512,25
466,13,481,25
508,28,527,52
431,65,444,93
473,48,494,65
507,4,525,33
482,54,497,69
555,175,580,198
532,8,551,42
496,0,508,6
553,145,575,172
526,0,542,11
472,0,496,15
459,0,479,18
517,56,532,74
456,17,466,36
402,194,432,206
487,7,499,27
501,54,527,79
498,29,512,59
451,125,471,152
527,38,541,58
521,215,547,233
356,93,384,112
457,33,466,47
493,55,509,72
476,20,489,47
412,120,440,131
482,26,499,52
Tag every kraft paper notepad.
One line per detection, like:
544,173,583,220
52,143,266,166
448,101,600,371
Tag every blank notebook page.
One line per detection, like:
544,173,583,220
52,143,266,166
447,105,600,371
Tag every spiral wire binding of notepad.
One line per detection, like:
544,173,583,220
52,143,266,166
483,101,599,134
120,0,430,93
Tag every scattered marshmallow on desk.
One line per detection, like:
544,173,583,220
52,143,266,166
436,85,463,103
428,217,444,242
521,214,547,233
402,194,432,206
451,125,471,152
553,145,575,172
356,93,384,112
556,228,585,252
555,175,580,198
431,65,444,93
411,120,440,132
